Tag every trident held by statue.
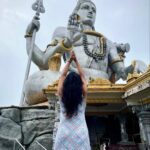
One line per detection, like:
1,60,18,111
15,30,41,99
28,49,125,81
20,0,45,106
32,0,45,15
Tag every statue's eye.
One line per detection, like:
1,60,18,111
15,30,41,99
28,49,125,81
81,5,89,10
92,7,96,13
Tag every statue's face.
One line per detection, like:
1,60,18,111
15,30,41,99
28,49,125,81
77,2,96,26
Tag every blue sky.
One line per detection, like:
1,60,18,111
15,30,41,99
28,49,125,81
0,0,149,106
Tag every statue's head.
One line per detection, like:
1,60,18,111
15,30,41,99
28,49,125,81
73,0,96,27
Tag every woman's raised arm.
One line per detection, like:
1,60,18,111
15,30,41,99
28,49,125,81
57,58,72,97
71,51,87,97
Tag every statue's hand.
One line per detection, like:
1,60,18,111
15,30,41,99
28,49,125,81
124,43,130,52
120,43,130,53
124,60,147,79
67,13,83,44
26,17,40,34
132,60,147,73
115,43,130,53
68,13,80,32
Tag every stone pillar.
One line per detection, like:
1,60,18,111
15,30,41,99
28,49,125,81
119,116,128,142
138,111,150,148
53,100,60,145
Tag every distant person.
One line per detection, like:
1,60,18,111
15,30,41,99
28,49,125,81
54,51,91,150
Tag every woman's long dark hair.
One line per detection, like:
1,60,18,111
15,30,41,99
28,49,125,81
62,71,83,118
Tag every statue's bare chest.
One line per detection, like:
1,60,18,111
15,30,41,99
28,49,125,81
74,34,107,59
74,35,99,47
72,35,108,70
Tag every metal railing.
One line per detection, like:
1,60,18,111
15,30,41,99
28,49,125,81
13,139,47,150
36,141,47,150
13,139,25,150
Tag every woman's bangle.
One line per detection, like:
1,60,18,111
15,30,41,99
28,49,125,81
67,58,73,63
67,60,71,63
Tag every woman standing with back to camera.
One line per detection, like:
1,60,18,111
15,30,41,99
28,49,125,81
54,51,91,150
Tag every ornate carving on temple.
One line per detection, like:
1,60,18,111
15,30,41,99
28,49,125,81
89,78,111,85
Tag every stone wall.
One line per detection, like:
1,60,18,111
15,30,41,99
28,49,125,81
0,106,55,150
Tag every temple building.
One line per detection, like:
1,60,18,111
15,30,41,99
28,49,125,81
43,66,150,149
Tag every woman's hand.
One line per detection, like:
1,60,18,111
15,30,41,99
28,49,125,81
70,51,87,97
70,51,77,62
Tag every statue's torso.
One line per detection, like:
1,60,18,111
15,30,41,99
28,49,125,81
67,34,110,80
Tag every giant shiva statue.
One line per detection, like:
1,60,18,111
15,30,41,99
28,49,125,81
24,0,147,105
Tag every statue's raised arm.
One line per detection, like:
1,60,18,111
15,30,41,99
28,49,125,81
25,16,83,70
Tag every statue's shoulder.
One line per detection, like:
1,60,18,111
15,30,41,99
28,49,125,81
52,26,68,39
105,38,114,48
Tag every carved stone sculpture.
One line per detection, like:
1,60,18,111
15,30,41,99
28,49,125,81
24,0,147,105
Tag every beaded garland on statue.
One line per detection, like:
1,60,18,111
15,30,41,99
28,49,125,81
82,31,107,61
